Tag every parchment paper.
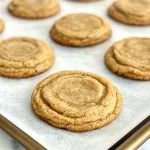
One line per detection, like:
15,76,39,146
0,0,150,149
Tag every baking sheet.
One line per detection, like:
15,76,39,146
0,0,150,150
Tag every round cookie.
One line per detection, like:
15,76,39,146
0,19,4,33
50,13,112,47
108,0,150,25
105,37,150,80
32,71,122,132
0,37,55,78
8,0,60,19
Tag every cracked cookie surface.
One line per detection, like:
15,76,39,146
105,37,150,80
8,0,60,19
0,37,55,78
108,0,150,25
50,13,112,47
32,71,122,131
0,19,4,34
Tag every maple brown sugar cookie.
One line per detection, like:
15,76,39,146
0,37,55,78
105,37,150,80
32,71,122,132
108,0,150,25
8,0,60,19
50,13,112,47
0,19,4,34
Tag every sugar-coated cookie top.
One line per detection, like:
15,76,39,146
115,0,150,16
113,38,150,70
32,71,122,131
0,37,55,78
54,13,110,38
11,0,55,7
8,0,60,19
56,13,102,31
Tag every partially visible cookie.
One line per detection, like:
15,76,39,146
108,0,150,25
0,37,55,78
8,0,60,19
32,71,122,131
0,19,4,33
50,13,112,47
73,0,96,1
105,37,150,80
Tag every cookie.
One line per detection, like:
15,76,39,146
50,13,112,47
0,37,55,78
32,71,122,132
8,0,60,19
73,0,96,2
108,0,150,25
105,37,150,80
0,19,4,33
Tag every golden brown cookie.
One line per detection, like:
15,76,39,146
0,37,55,78
73,0,96,2
108,0,150,25
32,71,122,132
0,19,4,34
105,37,150,80
8,0,60,19
50,13,112,47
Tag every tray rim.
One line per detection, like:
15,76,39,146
0,115,46,150
0,114,149,150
